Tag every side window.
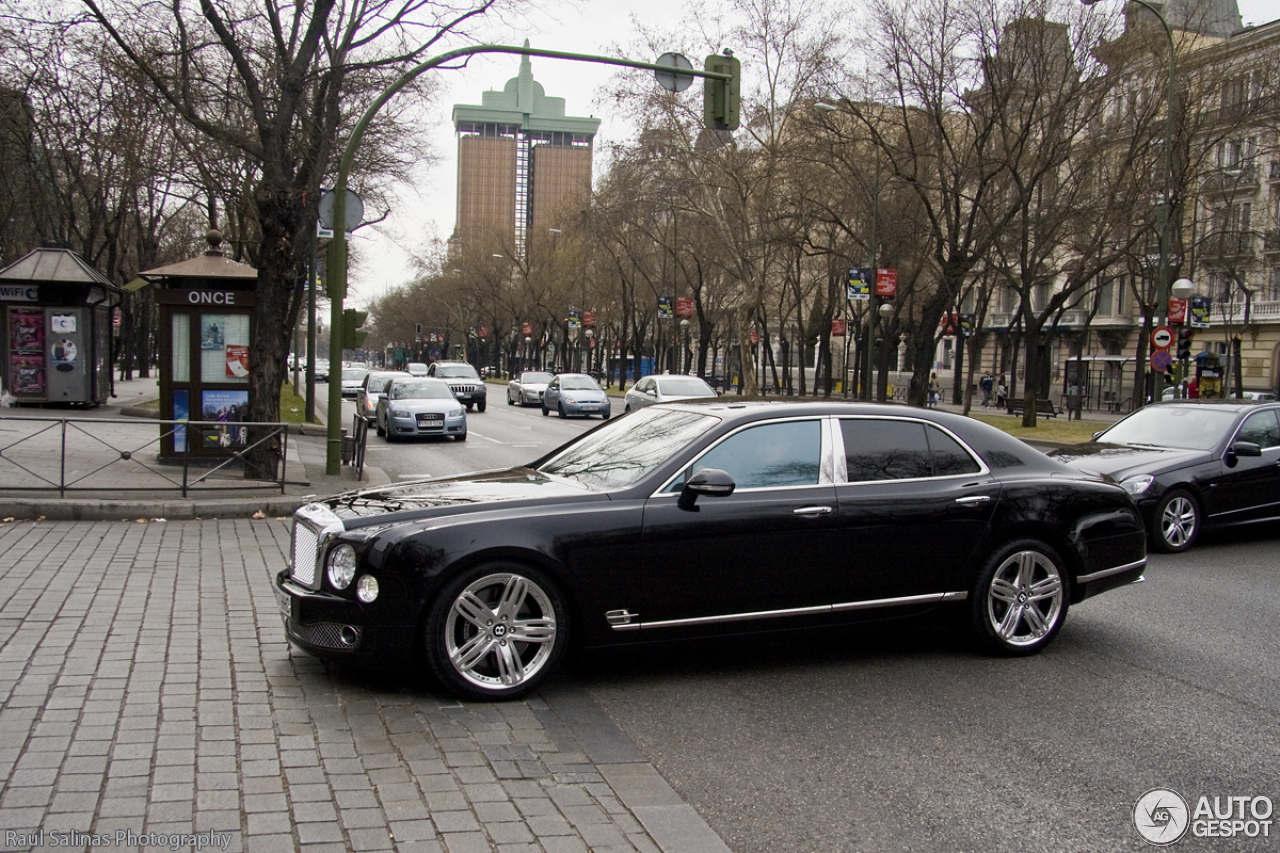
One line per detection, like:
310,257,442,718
1237,410,1280,449
683,420,823,490
927,426,983,475
841,419,931,481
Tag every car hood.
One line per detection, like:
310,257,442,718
1049,442,1211,479
319,467,597,521
561,390,608,401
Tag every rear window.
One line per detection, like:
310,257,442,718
435,365,481,380
840,418,981,481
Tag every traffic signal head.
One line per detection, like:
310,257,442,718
703,51,741,131
341,308,369,350
1177,328,1193,360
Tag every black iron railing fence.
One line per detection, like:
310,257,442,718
0,415,290,497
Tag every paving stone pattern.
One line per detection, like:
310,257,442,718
0,519,725,853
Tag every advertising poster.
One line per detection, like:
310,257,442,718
225,345,249,378
173,389,189,453
51,339,78,366
201,389,249,448
847,268,870,302
201,315,227,349
10,310,44,352
10,355,45,393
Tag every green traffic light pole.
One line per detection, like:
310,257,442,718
326,44,734,473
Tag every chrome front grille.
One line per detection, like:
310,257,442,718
449,382,479,394
289,503,344,590
291,523,318,586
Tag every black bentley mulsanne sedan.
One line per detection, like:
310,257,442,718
276,401,1148,701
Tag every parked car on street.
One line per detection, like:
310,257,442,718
542,373,611,419
356,370,406,423
1050,399,1280,552
276,400,1147,701
507,371,554,407
405,362,429,377
428,361,488,412
375,377,467,442
624,374,718,412
339,366,369,398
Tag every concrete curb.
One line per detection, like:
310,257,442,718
0,495,311,521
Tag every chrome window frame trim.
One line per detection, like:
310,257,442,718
831,415,991,486
650,414,836,499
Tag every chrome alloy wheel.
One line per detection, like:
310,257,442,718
1158,493,1198,551
985,550,1065,648
444,573,558,691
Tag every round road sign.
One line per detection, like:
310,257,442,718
1151,349,1174,373
1151,326,1174,350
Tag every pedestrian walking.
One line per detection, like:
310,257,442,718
996,376,1008,410
928,372,941,407
980,373,993,407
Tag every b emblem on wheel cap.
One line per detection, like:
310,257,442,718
492,624,508,638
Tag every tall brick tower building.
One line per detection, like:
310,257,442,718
451,45,601,248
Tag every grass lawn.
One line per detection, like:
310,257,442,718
967,412,1104,445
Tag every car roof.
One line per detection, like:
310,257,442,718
1149,399,1275,413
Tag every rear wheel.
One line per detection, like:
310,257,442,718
1153,488,1200,553
968,539,1068,656
375,415,385,437
423,564,567,701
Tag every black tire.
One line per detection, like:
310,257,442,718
541,404,549,417
602,412,611,420
507,393,515,405
477,399,487,413
455,431,467,442
375,417,385,437
1152,488,1200,553
422,563,568,701
968,539,1069,656
465,402,474,411
557,402,567,419
624,404,632,413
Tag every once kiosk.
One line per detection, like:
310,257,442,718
140,230,259,461
0,247,122,407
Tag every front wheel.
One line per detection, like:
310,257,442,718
968,539,1068,656
557,402,567,419
455,431,467,442
423,564,568,701
1153,488,1200,553
507,393,515,406
477,400,486,413
541,404,549,417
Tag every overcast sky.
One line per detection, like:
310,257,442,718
345,0,1278,307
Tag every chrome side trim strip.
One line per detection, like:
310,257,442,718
610,591,968,631
1076,558,1148,584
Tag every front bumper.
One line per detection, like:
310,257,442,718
275,571,414,662
563,400,611,417
387,412,466,437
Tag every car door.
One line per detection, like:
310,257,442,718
1205,408,1280,525
831,416,1000,610
543,377,561,410
637,416,842,628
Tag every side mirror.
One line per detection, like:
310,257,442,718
678,467,736,511
1230,440,1262,459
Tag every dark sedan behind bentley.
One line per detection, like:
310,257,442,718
1051,399,1280,552
276,401,1147,701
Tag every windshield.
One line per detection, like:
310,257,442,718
436,365,480,380
392,383,455,401
1099,405,1239,451
342,369,367,381
657,377,714,396
520,372,553,385
560,376,600,391
538,408,720,489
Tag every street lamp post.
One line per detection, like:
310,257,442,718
1082,0,1178,328
679,318,690,374
877,301,894,401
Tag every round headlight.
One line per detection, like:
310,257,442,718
326,544,357,589
356,575,380,603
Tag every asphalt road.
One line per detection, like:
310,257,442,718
327,383,1280,851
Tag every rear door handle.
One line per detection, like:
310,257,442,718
956,495,992,506
793,505,833,517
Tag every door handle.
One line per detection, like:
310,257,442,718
793,505,833,516
955,495,992,506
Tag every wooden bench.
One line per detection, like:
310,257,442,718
1006,397,1059,418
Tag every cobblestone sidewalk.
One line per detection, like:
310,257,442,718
0,519,730,853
